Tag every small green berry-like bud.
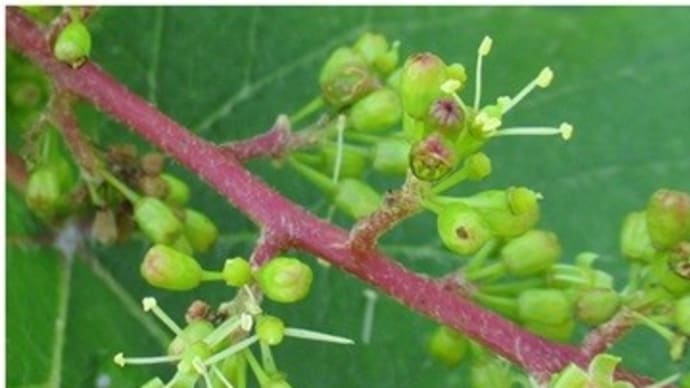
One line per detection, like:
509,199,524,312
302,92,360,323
256,315,286,346
399,52,448,119
25,165,64,219
523,318,574,342
222,257,252,287
646,189,690,249
464,152,492,181
140,244,203,291
334,179,382,219
620,211,656,263
168,320,215,356
460,188,540,238
255,257,314,303
320,143,368,178
576,288,620,326
161,174,190,207
319,47,377,108
409,133,459,182
427,326,469,367
518,289,572,325
650,258,690,296
177,341,212,375
437,203,493,256
183,208,218,253
348,88,402,132
446,63,467,85
134,197,184,244
676,296,690,335
53,19,91,68
372,138,411,176
353,32,388,65
500,230,562,276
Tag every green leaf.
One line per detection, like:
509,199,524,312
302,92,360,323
7,6,690,387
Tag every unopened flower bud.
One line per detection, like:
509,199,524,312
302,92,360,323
399,52,448,119
646,189,690,250
518,289,572,325
675,296,690,336
134,197,183,244
53,19,91,68
319,47,377,108
427,326,469,367
372,138,411,176
25,165,64,219
255,257,314,303
501,230,561,276
222,257,252,287
334,179,381,219
650,258,690,296
460,187,540,238
177,341,212,375
669,241,690,279
161,174,190,207
320,143,368,178
446,63,467,85
464,152,492,181
168,320,215,356
183,208,218,253
437,203,492,256
576,288,620,326
141,244,203,291
256,315,286,346
349,88,402,132
620,211,656,263
353,32,388,65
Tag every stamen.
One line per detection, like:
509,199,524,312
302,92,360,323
113,352,181,367
142,297,182,335
204,335,259,366
474,36,493,110
361,289,378,345
501,66,554,114
192,357,213,387
284,327,355,345
441,79,461,94
489,122,574,141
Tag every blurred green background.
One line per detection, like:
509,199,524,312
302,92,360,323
7,6,690,387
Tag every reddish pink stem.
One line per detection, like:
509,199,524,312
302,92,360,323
6,8,655,385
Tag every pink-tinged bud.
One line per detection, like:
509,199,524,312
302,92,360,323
399,52,448,119
140,244,203,291
646,189,690,249
428,97,464,133
409,133,458,182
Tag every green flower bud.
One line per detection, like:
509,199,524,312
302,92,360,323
469,356,513,388
523,318,574,342
256,315,286,346
576,288,620,326
446,63,467,86
348,88,402,132
464,152,492,181
53,19,91,68
168,320,215,356
386,68,402,91
620,211,656,263
437,203,492,256
518,289,572,325
399,52,448,119
183,208,218,253
222,257,252,287
320,143,368,178
372,138,411,175
409,133,459,182
646,189,690,250
427,326,469,367
334,179,381,219
459,187,540,238
134,197,184,244
374,44,399,76
674,296,690,335
161,174,190,207
170,235,194,256
500,230,561,276
353,32,388,66
319,47,377,108
650,257,690,296
140,244,203,291
25,165,65,219
255,257,313,303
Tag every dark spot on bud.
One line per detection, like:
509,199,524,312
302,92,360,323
456,227,469,239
